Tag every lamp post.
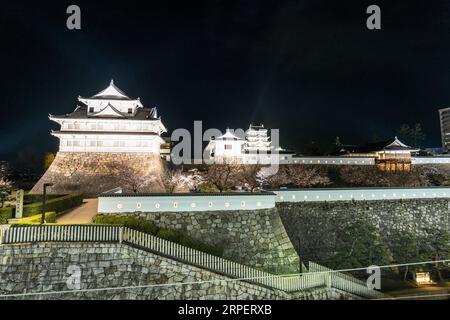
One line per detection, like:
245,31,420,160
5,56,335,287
297,237,303,274
41,183,54,224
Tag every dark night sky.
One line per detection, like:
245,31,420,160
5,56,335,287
1,0,450,160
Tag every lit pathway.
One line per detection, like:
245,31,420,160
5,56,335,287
56,198,98,224
385,285,450,300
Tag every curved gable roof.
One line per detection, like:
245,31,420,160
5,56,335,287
91,80,131,100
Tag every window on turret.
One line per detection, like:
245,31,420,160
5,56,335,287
89,107,94,113
225,144,232,150
128,108,133,114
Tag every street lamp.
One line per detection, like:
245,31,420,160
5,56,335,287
297,236,303,274
41,182,54,224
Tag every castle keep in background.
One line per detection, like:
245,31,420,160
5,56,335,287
31,81,167,195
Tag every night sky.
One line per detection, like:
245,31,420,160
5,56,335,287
1,0,450,160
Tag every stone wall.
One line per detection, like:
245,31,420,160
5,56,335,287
102,208,300,274
31,152,165,195
0,243,357,300
277,199,450,263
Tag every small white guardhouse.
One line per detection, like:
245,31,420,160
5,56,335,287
205,129,245,163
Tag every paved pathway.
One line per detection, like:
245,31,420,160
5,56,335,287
57,198,98,224
386,284,450,300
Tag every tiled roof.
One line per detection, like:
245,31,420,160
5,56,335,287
341,137,418,153
50,105,159,121
52,130,159,136
99,191,276,197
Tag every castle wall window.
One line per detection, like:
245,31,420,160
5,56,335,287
225,144,232,150
89,107,94,113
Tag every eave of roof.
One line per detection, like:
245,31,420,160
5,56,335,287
50,105,160,121
99,191,276,197
51,130,160,136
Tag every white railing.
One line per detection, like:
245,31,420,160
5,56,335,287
0,225,10,244
1,225,121,244
123,227,326,292
0,225,385,298
309,262,385,299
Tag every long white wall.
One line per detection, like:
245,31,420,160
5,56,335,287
98,187,450,214
273,187,450,203
288,156,450,165
98,193,276,213
412,157,450,164
282,157,375,165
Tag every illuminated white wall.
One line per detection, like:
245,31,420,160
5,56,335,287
283,157,375,165
98,193,276,213
53,118,165,135
274,187,450,202
412,157,450,164
56,134,164,153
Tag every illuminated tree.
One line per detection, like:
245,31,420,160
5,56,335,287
264,165,330,189
205,161,240,192
106,163,153,193
237,165,263,192
43,152,56,171
161,168,184,193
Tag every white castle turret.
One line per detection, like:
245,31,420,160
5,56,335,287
49,80,166,154
31,81,167,195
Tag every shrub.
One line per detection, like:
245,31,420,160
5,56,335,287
23,194,62,205
22,194,83,217
126,219,158,235
95,215,159,235
13,212,57,225
95,214,223,257
45,212,57,223
156,228,181,243
179,235,224,257
95,215,127,225
0,206,14,224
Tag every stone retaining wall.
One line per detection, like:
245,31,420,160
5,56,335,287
277,199,450,263
31,152,165,195
102,208,300,274
0,243,357,300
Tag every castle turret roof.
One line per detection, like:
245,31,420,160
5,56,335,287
80,80,133,100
